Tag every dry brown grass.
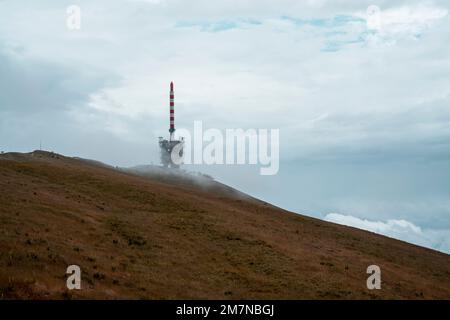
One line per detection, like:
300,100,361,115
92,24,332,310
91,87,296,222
0,151,449,299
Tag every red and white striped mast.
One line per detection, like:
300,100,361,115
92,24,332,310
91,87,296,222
169,81,175,141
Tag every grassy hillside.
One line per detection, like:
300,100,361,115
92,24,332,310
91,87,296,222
0,151,449,299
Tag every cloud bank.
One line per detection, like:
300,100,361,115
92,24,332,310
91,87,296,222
325,213,450,254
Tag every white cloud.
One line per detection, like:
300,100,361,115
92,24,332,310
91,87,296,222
325,213,450,254
359,3,448,46
377,4,447,30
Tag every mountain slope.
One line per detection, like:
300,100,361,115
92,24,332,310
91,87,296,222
0,151,449,299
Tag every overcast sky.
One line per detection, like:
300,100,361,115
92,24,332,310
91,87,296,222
1,0,449,253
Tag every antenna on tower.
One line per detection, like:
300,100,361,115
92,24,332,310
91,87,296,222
169,81,175,141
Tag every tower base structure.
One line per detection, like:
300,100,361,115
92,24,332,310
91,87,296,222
158,137,184,169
